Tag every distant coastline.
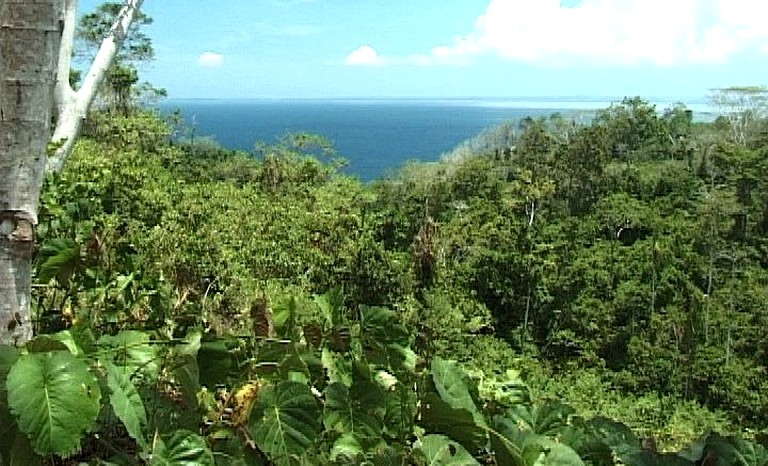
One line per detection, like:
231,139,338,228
164,95,711,110
159,97,714,181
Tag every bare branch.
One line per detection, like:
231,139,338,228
48,0,146,173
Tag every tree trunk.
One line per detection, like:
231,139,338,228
0,0,64,345
1,0,145,345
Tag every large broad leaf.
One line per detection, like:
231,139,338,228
490,417,584,466
421,392,487,453
523,437,585,466
49,330,86,355
579,416,642,463
421,358,487,452
6,351,101,457
488,416,526,466
321,348,352,386
68,324,98,355
686,433,768,466
98,331,158,380
173,331,201,409
383,380,417,440
248,381,321,461
150,430,214,466
197,339,236,387
104,360,148,450
430,358,484,426
360,306,410,347
329,434,364,463
323,382,383,445
416,434,480,466
359,306,416,371
558,419,615,466
506,401,576,436
623,451,695,466
24,336,69,354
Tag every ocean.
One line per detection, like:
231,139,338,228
160,98,709,181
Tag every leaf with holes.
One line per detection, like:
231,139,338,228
248,381,321,461
6,351,101,457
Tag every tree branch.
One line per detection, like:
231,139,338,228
48,0,146,173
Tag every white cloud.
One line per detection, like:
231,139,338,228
197,52,224,68
344,45,384,66
352,0,768,67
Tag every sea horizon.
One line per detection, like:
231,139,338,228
159,96,715,181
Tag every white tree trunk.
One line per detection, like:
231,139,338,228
1,0,145,345
0,0,64,345
48,0,145,173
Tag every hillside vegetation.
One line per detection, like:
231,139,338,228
1,97,768,465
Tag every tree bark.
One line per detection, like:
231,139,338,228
1,0,145,345
0,0,64,345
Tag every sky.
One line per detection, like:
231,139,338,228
79,0,768,100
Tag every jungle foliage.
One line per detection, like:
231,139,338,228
2,95,768,464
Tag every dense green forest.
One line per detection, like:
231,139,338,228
2,94,768,465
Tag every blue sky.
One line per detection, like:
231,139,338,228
79,0,768,100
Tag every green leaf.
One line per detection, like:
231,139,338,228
506,401,575,436
104,360,148,449
24,335,69,354
150,430,214,466
360,306,410,347
49,330,85,355
174,355,200,409
98,331,158,379
623,451,695,466
197,339,235,387
273,297,298,340
321,348,352,386
36,238,81,284
421,359,487,452
68,324,98,354
359,306,417,371
421,391,487,454
430,358,484,426
416,434,480,465
323,382,383,445
329,434,363,463
488,417,525,466
579,416,642,463
248,381,321,461
523,437,585,466
383,380,417,440
696,433,768,466
6,351,101,457
172,329,201,409
490,417,585,466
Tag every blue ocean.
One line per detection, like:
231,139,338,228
160,98,708,181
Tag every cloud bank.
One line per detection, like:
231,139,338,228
197,52,224,68
346,0,768,67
